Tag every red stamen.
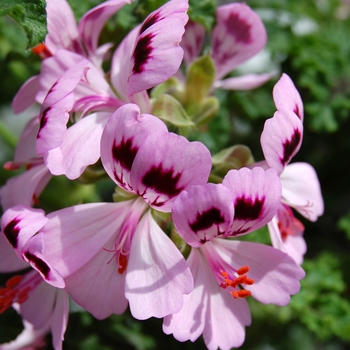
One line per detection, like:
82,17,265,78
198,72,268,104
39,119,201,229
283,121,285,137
32,43,52,59
5,275,22,288
220,266,254,299
237,266,249,275
118,254,128,274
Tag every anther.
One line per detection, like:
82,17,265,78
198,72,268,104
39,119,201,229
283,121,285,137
220,266,254,299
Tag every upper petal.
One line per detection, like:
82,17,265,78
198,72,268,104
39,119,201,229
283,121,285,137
127,0,189,96
130,132,212,212
281,162,324,221
260,110,304,175
12,75,40,114
222,167,282,235
125,211,193,320
172,183,234,247
211,3,267,80
273,73,304,121
100,103,168,191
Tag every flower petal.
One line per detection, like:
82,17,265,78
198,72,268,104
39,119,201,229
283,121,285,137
127,0,189,96
212,239,305,306
273,73,304,121
172,183,234,247
260,110,304,175
100,103,168,191
125,211,193,320
211,3,267,80
281,162,324,221
43,112,110,179
222,167,282,235
131,132,212,212
12,75,40,114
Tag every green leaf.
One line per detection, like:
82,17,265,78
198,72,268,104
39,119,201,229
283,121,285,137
338,211,350,240
0,0,47,49
188,0,216,31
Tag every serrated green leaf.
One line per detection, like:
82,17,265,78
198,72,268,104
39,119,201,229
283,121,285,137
0,0,47,49
188,0,216,31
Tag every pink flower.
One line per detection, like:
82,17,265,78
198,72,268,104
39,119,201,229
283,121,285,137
260,74,324,263
181,3,274,91
163,168,305,349
0,207,68,350
32,103,212,320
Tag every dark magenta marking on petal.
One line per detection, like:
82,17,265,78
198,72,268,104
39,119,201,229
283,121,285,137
24,252,50,278
226,11,252,44
189,208,225,233
234,196,265,221
132,33,155,74
3,218,20,248
112,138,138,171
140,12,161,34
38,106,51,133
294,104,301,120
280,129,301,166
142,165,183,198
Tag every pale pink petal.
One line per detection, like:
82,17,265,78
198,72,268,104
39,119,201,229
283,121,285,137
261,110,304,175
222,167,282,235
127,0,189,96
181,20,205,66
12,75,40,114
0,164,51,211
125,211,193,320
1,206,48,260
78,0,131,59
131,132,211,212
36,59,89,155
273,73,304,121
42,202,132,278
212,239,305,306
64,244,128,319
172,183,234,247
211,3,267,80
163,249,208,342
45,0,82,55
43,112,110,179
281,162,324,221
213,72,274,90
0,233,29,273
100,104,168,191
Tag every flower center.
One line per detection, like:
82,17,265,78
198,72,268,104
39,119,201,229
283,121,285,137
0,275,31,314
219,266,254,299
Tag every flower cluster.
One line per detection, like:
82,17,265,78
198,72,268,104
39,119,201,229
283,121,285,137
0,0,323,349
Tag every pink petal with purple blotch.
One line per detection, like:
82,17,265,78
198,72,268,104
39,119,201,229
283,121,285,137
222,167,282,235
172,183,234,247
12,75,40,114
261,110,304,175
211,3,267,80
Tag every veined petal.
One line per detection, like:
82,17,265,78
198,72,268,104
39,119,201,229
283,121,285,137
281,162,324,221
1,206,48,260
163,249,208,342
212,239,305,306
101,103,168,191
78,0,131,59
213,72,274,91
0,164,51,211
64,244,128,319
172,183,234,247
131,132,212,212
42,202,133,277
12,75,40,114
125,211,193,320
44,112,110,179
273,73,304,121
36,59,89,155
261,110,304,175
127,0,189,96
211,3,267,80
45,0,82,55
181,20,206,66
222,167,282,235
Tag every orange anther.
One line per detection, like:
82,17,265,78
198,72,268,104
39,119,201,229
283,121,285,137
118,254,128,274
5,275,23,288
237,266,249,275
0,288,9,296
244,277,254,285
221,271,228,277
237,290,252,298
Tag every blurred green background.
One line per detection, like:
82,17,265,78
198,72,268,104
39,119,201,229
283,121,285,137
1,0,350,349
